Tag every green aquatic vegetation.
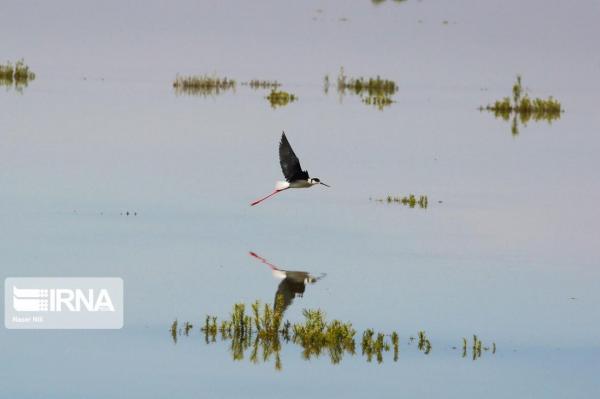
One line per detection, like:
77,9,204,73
337,70,397,97
391,331,399,361
418,331,432,354
362,94,394,110
170,319,178,343
335,67,397,110
466,335,496,360
174,301,496,369
266,89,297,108
172,74,236,96
292,309,356,364
472,334,481,360
0,59,36,92
242,79,281,89
373,194,428,209
323,74,330,94
183,321,193,336
480,75,562,135
361,330,391,363
201,315,218,343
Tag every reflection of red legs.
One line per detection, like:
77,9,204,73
249,251,281,271
250,188,288,206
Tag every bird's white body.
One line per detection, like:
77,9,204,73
276,180,314,190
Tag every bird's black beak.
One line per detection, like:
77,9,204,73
320,182,331,188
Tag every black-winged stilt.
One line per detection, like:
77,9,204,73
250,132,330,206
249,251,325,315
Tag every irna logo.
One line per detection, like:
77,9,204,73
12,287,115,312
5,278,123,329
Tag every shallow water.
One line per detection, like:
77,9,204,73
1,0,600,397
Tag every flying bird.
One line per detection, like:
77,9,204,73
249,251,325,316
250,132,330,206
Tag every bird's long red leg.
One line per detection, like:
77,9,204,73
248,251,281,271
250,188,287,206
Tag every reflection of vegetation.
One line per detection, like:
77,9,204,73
172,74,236,96
0,59,36,92
242,79,281,89
417,331,432,354
373,194,428,209
266,89,297,108
183,321,193,336
372,0,408,5
460,335,495,360
173,299,496,369
293,309,356,364
361,329,394,363
480,75,562,135
334,67,398,110
170,319,178,343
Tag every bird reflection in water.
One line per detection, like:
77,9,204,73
249,251,326,316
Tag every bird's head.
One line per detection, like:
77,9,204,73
304,276,318,284
310,178,330,187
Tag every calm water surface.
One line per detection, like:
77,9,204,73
1,1,599,397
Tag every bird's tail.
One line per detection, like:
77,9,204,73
275,181,290,190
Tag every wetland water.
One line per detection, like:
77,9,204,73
1,0,599,397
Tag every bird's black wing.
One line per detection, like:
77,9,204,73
279,132,309,182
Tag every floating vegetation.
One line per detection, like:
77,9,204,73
417,330,432,354
266,89,297,109
480,75,562,135
335,67,398,110
183,321,193,336
372,194,428,209
172,74,236,96
170,319,178,343
0,59,36,92
242,79,281,89
173,300,495,370
458,335,496,360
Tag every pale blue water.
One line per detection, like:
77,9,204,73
1,0,600,397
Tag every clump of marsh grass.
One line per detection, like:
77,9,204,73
174,300,496,368
266,89,297,108
0,59,36,92
335,67,398,110
292,309,356,364
173,74,236,96
460,335,496,360
201,315,218,343
170,319,178,343
480,75,562,135
183,321,193,336
361,329,391,363
242,79,281,89
417,331,432,354
391,331,400,361
373,194,428,209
